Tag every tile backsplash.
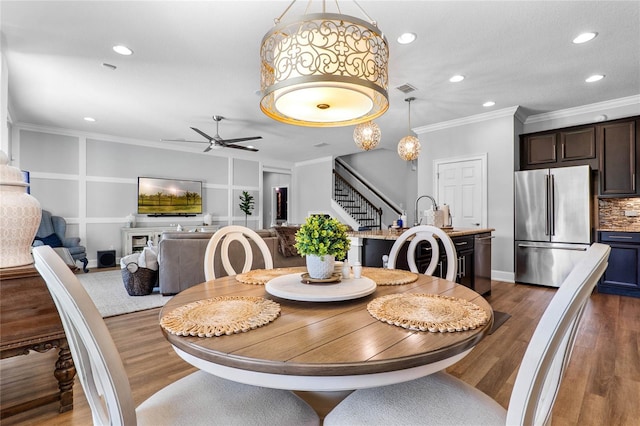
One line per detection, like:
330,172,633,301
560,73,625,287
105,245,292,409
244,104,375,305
598,198,640,231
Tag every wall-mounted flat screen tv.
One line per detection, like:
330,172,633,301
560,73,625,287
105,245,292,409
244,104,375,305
138,177,203,216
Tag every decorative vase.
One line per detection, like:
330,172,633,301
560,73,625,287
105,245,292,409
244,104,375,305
0,150,42,268
306,254,335,279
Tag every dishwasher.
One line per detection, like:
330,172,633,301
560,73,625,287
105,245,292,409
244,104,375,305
474,233,493,295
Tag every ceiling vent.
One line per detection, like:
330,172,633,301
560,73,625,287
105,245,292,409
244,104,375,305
314,142,329,148
396,83,417,94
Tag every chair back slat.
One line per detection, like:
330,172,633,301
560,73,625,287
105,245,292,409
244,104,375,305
506,243,610,425
387,225,458,282
204,226,274,280
33,246,137,425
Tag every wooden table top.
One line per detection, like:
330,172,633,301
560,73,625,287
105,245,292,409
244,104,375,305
160,271,493,390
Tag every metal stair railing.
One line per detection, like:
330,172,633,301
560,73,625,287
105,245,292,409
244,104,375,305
333,170,382,230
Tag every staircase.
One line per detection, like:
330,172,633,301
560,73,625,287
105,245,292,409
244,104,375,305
333,170,382,230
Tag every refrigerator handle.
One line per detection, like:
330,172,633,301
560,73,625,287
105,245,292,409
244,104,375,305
544,174,550,236
550,173,555,236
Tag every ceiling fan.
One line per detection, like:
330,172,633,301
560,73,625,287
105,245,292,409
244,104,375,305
163,115,262,152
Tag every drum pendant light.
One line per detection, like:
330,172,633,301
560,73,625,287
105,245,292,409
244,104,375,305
260,1,389,127
397,97,421,161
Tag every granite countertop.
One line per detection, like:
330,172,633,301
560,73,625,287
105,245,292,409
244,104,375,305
597,227,640,233
348,227,495,240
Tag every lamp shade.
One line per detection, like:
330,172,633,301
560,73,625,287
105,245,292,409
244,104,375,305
353,121,381,150
260,13,389,127
397,135,421,161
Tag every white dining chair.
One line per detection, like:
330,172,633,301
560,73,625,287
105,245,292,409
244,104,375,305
325,242,610,426
204,225,274,280
33,245,319,426
387,225,458,282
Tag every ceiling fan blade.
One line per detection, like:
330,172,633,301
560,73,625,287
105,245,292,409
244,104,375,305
225,143,259,152
203,144,213,153
190,127,214,141
219,136,263,144
161,138,210,144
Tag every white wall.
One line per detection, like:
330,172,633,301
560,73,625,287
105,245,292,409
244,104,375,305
0,44,9,152
415,107,520,281
291,156,334,224
11,125,289,266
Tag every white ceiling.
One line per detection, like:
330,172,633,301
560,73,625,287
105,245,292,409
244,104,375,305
2,1,639,164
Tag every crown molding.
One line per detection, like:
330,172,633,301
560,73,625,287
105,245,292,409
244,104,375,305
294,156,333,167
524,95,640,124
414,106,521,134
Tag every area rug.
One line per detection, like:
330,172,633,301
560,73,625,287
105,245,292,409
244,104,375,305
489,310,511,335
76,269,171,318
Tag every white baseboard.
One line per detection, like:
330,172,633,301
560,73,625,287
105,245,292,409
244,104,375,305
491,270,514,283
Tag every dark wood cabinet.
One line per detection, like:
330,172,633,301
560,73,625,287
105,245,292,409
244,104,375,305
0,265,75,418
523,133,556,166
597,231,640,298
521,126,597,170
598,119,638,196
520,115,639,197
560,127,596,162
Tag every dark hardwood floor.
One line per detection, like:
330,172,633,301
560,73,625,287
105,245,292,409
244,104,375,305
1,280,639,425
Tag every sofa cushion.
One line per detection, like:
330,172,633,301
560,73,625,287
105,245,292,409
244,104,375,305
273,226,300,257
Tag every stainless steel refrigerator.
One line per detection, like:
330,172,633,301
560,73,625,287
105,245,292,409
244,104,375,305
515,165,592,287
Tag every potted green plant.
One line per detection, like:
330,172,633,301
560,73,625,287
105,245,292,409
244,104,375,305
294,215,351,279
238,191,254,227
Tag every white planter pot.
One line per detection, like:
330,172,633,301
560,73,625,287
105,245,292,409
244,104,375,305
306,254,335,279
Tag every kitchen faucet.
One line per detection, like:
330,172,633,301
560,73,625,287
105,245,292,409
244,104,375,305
414,195,438,226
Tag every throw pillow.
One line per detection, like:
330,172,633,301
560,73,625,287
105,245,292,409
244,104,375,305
273,226,300,257
36,233,64,248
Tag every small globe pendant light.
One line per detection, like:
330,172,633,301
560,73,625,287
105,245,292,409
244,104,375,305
397,97,421,161
353,121,381,151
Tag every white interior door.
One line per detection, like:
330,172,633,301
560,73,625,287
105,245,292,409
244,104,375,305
435,154,486,229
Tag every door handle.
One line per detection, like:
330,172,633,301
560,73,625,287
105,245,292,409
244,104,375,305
550,174,555,236
545,174,550,236
477,236,495,241
517,243,588,251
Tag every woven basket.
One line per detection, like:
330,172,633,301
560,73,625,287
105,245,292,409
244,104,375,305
121,263,157,296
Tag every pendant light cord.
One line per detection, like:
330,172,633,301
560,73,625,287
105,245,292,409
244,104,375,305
406,97,416,133
274,0,376,25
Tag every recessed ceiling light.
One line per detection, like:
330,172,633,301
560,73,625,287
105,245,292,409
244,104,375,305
113,45,133,56
573,32,597,44
585,74,605,83
483,101,495,107
397,32,417,44
449,75,465,83
84,117,96,122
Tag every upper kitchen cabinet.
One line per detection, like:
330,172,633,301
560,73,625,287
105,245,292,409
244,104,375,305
598,118,639,197
521,126,597,170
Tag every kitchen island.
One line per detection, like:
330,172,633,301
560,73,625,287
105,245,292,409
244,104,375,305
347,228,495,295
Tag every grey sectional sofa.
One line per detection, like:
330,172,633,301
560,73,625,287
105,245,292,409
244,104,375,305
157,228,305,295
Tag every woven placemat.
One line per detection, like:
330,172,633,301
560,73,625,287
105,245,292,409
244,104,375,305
236,267,304,285
362,267,419,285
160,296,280,337
367,293,489,333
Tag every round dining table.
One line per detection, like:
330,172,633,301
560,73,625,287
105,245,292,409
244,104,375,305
160,268,493,392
